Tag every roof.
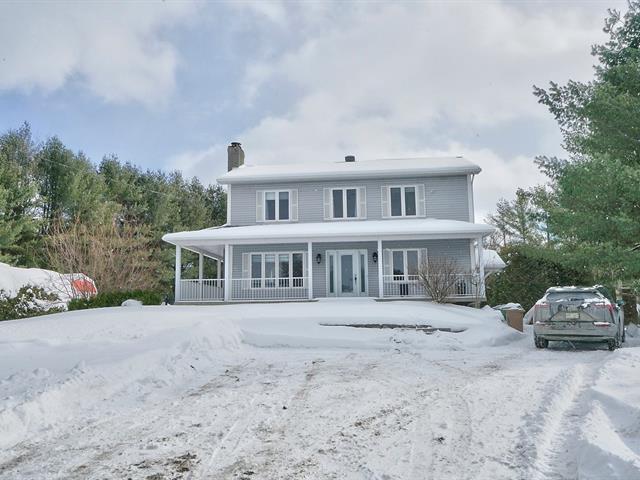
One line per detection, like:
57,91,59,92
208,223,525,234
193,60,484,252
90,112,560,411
217,157,481,185
163,219,495,248
482,249,506,271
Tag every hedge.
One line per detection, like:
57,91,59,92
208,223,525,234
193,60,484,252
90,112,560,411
68,290,164,310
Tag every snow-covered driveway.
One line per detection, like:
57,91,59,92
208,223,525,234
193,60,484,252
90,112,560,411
0,300,638,479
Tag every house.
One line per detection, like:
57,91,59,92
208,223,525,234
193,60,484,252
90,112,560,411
162,143,500,303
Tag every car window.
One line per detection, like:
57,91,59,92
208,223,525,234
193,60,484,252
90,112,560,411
546,292,602,302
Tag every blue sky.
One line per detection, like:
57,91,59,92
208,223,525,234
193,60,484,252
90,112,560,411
0,0,625,218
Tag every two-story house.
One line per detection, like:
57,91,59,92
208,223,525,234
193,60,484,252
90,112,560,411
163,142,497,303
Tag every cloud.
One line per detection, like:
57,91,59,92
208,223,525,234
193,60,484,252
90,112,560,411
170,1,620,216
0,1,197,107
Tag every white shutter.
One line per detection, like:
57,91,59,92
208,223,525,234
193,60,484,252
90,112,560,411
383,249,392,278
358,186,367,219
323,188,332,220
381,186,390,218
417,184,426,217
242,253,250,279
290,189,298,221
419,248,428,270
256,191,264,222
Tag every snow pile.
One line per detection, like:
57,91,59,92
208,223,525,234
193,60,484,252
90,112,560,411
578,349,640,478
0,262,95,304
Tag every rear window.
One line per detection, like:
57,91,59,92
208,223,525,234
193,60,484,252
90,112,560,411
546,292,601,302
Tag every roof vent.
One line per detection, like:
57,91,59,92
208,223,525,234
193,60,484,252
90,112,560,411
227,142,245,171
345,155,355,162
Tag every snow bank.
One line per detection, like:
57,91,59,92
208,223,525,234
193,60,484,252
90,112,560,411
0,300,520,450
0,262,95,304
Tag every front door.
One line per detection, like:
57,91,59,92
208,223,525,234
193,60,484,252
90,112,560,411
327,250,368,297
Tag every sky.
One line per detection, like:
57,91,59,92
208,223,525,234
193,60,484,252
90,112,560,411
0,0,626,220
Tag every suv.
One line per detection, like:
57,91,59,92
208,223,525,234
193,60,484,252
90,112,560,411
533,286,625,351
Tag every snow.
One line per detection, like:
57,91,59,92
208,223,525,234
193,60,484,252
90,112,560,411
0,299,638,479
482,249,506,271
217,156,481,185
163,218,495,247
0,262,95,304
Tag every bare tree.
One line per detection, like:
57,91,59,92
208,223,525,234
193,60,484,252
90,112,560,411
417,256,464,303
44,220,161,294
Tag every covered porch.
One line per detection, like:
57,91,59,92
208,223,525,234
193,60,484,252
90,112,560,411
162,219,495,303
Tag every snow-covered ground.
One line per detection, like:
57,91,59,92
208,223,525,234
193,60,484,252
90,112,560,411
0,299,639,479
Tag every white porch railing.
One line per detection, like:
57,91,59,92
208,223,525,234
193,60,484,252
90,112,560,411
179,279,224,302
382,274,481,299
230,277,309,301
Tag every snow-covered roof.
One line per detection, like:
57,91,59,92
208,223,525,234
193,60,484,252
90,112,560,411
483,249,506,271
217,157,481,185
163,219,495,250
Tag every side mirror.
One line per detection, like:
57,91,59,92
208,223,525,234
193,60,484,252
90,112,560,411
616,299,625,307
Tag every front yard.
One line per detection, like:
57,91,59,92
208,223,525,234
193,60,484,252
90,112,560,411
0,300,638,479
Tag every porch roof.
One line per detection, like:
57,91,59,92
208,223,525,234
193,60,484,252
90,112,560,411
163,219,495,252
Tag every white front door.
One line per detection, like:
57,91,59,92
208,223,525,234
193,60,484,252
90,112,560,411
327,250,368,297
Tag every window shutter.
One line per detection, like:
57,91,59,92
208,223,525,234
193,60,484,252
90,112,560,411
323,188,331,220
358,186,367,218
419,248,428,270
383,249,392,277
381,186,390,218
242,253,250,280
290,189,298,221
256,191,264,222
417,184,426,217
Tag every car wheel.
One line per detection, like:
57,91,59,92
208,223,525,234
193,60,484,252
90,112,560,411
607,339,617,351
534,336,548,349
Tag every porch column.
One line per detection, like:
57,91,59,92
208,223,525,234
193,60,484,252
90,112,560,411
216,259,222,280
175,245,182,302
198,253,204,300
224,244,231,301
307,241,313,300
477,237,485,297
377,239,384,299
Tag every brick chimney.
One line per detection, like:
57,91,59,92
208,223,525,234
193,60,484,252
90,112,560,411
227,142,245,171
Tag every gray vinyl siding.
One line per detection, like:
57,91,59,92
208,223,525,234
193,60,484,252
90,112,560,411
229,239,472,298
229,175,470,226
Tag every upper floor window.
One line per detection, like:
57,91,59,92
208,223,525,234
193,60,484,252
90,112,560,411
324,187,366,220
382,185,425,218
256,190,298,222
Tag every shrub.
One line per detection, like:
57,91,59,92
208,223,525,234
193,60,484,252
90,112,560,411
486,245,593,312
417,257,464,303
68,290,164,310
0,285,64,321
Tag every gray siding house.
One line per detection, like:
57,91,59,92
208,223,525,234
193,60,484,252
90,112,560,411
163,143,497,303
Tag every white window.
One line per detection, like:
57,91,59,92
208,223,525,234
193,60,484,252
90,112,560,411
386,249,426,281
247,252,305,288
382,185,425,218
324,187,366,220
257,190,298,222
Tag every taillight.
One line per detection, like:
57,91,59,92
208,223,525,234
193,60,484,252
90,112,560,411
593,322,611,327
592,302,614,313
535,302,549,309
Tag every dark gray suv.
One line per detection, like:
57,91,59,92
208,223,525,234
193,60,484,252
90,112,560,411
533,286,625,351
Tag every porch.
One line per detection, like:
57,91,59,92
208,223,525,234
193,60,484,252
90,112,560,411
167,221,492,303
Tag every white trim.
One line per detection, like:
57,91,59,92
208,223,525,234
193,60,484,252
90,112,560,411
307,242,313,300
467,174,475,222
198,253,203,281
223,244,231,301
328,186,366,220
377,240,383,299
384,184,425,218
259,189,294,223
477,236,485,295
175,245,182,301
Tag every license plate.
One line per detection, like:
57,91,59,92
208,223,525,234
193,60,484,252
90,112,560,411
566,312,579,320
